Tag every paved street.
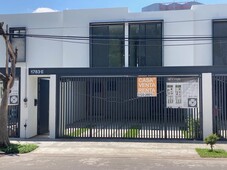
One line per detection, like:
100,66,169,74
0,139,227,170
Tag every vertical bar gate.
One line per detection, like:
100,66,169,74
213,75,227,140
57,76,202,140
8,105,20,137
0,68,20,138
0,84,20,138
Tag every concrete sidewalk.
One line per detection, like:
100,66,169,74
1,139,227,170
10,139,227,159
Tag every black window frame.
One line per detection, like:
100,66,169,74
128,20,163,67
212,19,227,66
89,22,125,68
9,27,26,62
9,27,26,38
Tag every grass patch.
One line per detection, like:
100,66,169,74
0,143,38,154
196,148,227,158
72,128,89,137
123,127,139,138
181,129,196,139
181,129,189,138
67,128,89,137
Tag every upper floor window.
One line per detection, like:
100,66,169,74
129,22,162,67
90,23,124,67
9,27,26,62
213,20,227,66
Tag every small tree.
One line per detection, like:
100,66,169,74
204,134,219,151
0,22,17,147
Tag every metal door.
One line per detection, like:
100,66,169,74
37,78,49,134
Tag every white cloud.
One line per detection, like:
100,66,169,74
33,7,58,13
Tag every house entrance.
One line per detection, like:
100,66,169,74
37,78,50,135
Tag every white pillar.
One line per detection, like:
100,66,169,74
49,75,56,139
202,73,213,139
20,68,38,138
124,23,129,67
26,75,38,138
19,67,28,138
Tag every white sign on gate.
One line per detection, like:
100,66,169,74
9,79,19,105
0,79,19,105
166,77,199,108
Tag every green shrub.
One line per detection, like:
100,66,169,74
205,134,219,151
0,143,38,154
180,118,200,139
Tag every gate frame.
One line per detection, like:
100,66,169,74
52,67,204,140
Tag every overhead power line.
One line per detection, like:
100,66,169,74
48,38,227,47
3,32,227,47
5,32,227,41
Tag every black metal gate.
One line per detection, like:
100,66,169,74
0,68,21,138
0,84,20,138
8,105,20,137
57,76,202,140
213,75,227,140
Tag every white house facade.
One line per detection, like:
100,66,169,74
0,4,227,140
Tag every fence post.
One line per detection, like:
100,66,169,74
202,73,213,140
49,75,56,139
20,67,28,138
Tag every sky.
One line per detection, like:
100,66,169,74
0,0,227,14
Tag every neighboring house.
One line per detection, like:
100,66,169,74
0,3,227,140
142,1,203,11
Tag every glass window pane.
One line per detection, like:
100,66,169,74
138,24,146,66
109,25,124,67
9,27,26,62
91,25,109,67
129,24,139,67
91,24,124,67
129,22,162,67
213,21,227,65
146,23,162,66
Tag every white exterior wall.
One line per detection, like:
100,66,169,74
193,4,227,66
61,8,128,67
0,12,63,68
1,5,227,67
1,5,227,139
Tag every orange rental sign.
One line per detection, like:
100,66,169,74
137,77,157,97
